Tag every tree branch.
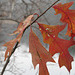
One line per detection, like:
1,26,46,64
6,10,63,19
0,18,19,24
0,42,19,75
0,0,60,75
22,0,29,16
30,0,50,24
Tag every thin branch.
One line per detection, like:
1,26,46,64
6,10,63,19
0,18,19,23
22,0,28,15
9,0,15,18
0,0,60,75
30,0,60,25
0,42,19,75
30,0,50,24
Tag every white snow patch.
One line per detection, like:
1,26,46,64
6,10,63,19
1,44,75,75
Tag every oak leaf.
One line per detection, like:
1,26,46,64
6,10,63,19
53,2,75,37
3,31,23,61
10,15,34,35
37,23,66,43
37,23,75,72
3,38,17,61
3,14,32,60
29,28,55,75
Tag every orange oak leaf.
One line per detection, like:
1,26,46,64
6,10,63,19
3,31,23,61
49,37,75,72
16,31,23,42
37,23,75,72
3,38,17,61
10,22,24,35
10,15,34,35
37,23,66,44
53,2,75,37
29,28,55,75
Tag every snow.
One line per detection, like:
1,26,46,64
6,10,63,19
1,44,75,75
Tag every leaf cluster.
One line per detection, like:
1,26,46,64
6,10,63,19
1,1,75,75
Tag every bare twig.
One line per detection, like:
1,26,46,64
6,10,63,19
30,0,60,25
0,42,19,75
22,0,29,16
30,0,50,24
0,0,60,75
9,0,15,18
0,18,19,23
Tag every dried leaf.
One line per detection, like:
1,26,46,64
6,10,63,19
29,28,55,75
3,38,17,61
3,31,23,61
53,2,75,37
37,23,75,72
10,15,34,35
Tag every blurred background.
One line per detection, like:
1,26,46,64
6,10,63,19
0,0,75,75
